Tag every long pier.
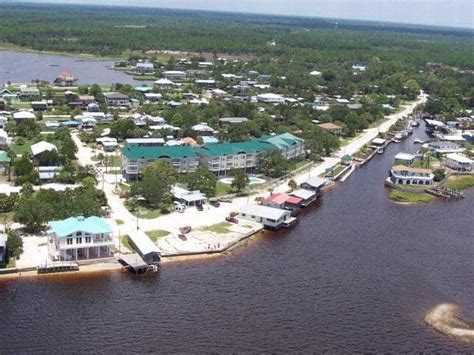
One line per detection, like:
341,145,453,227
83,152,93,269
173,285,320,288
37,262,79,274
425,187,465,199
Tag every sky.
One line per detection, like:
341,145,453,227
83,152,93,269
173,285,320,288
15,0,474,29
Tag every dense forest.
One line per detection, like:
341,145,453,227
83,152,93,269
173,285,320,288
0,3,473,69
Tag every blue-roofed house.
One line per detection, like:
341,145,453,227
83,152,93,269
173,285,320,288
48,216,114,261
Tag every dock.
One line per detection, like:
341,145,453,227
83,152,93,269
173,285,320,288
37,262,79,274
425,187,465,199
117,253,158,274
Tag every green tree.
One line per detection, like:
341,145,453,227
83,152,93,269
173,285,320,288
132,160,177,210
6,229,23,259
258,150,290,178
187,165,217,197
288,178,297,192
15,119,40,138
229,168,249,193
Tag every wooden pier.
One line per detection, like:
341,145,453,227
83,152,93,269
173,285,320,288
425,187,465,199
37,262,79,274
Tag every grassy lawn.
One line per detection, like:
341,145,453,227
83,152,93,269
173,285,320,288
410,157,439,169
445,176,474,190
293,159,311,170
197,222,232,234
92,155,121,167
216,182,232,196
326,165,346,178
131,207,163,219
145,230,170,242
11,138,36,155
119,235,133,252
388,190,433,203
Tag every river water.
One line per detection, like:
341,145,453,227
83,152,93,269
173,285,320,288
1,126,473,352
0,50,149,85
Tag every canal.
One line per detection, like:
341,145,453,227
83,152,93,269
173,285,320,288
0,124,473,352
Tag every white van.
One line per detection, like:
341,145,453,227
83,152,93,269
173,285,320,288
173,202,186,213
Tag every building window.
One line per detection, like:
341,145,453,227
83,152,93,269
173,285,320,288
67,238,73,245
76,232,81,237
85,236,91,243
76,237,82,244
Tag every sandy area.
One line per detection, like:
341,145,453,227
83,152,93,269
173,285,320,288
425,303,474,343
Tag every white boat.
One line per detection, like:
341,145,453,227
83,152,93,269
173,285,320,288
392,138,400,143
411,121,420,127
377,147,384,154
413,139,424,144
406,126,413,134
401,131,408,137
394,133,403,140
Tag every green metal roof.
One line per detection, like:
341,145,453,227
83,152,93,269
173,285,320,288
0,151,11,163
122,144,197,159
49,216,112,238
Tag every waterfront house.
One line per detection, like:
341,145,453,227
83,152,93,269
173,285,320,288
54,70,77,86
48,216,114,261
290,189,318,207
163,71,187,80
121,145,199,180
428,141,465,156
442,153,472,172
31,141,57,157
135,61,155,74
104,92,130,107
262,193,303,215
171,185,206,206
300,177,327,194
394,152,416,165
144,93,163,102
218,117,248,128
389,165,434,185
0,233,6,268
318,123,343,136
239,204,292,230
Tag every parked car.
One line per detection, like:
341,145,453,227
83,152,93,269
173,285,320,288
225,216,238,224
180,226,192,234
209,200,220,208
229,212,238,217
178,234,187,241
218,197,232,203
173,202,186,213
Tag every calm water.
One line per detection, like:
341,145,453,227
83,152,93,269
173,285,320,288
0,50,150,85
1,125,473,353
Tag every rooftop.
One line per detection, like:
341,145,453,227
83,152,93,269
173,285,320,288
49,216,112,238
391,165,433,174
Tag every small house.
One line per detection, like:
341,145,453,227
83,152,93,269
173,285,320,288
135,61,155,74
219,117,248,128
442,153,472,172
104,92,130,107
171,186,206,206
389,165,434,185
290,189,318,207
318,123,343,136
300,177,327,195
31,141,57,157
239,204,292,230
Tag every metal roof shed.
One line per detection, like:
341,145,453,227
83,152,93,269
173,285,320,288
128,230,160,265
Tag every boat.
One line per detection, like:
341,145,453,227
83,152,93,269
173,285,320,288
406,126,413,134
411,121,420,127
377,148,384,154
414,139,424,144
401,131,409,137
394,133,403,140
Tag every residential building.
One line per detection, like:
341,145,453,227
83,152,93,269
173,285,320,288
239,204,292,230
290,189,318,207
219,117,249,128
318,123,343,136
196,133,304,176
171,185,206,206
0,129,11,146
31,141,57,156
125,138,165,146
163,71,187,80
394,153,416,165
37,166,62,181
104,92,130,107
121,145,199,180
19,86,40,98
0,151,12,175
0,115,7,129
144,93,163,102
262,193,303,215
48,216,114,261
154,78,177,89
442,153,472,172
135,61,155,74
428,141,465,155
13,111,36,123
0,233,6,268
389,165,434,185
300,177,327,194
31,101,48,111
257,93,285,104
192,123,216,136
0,98,5,110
